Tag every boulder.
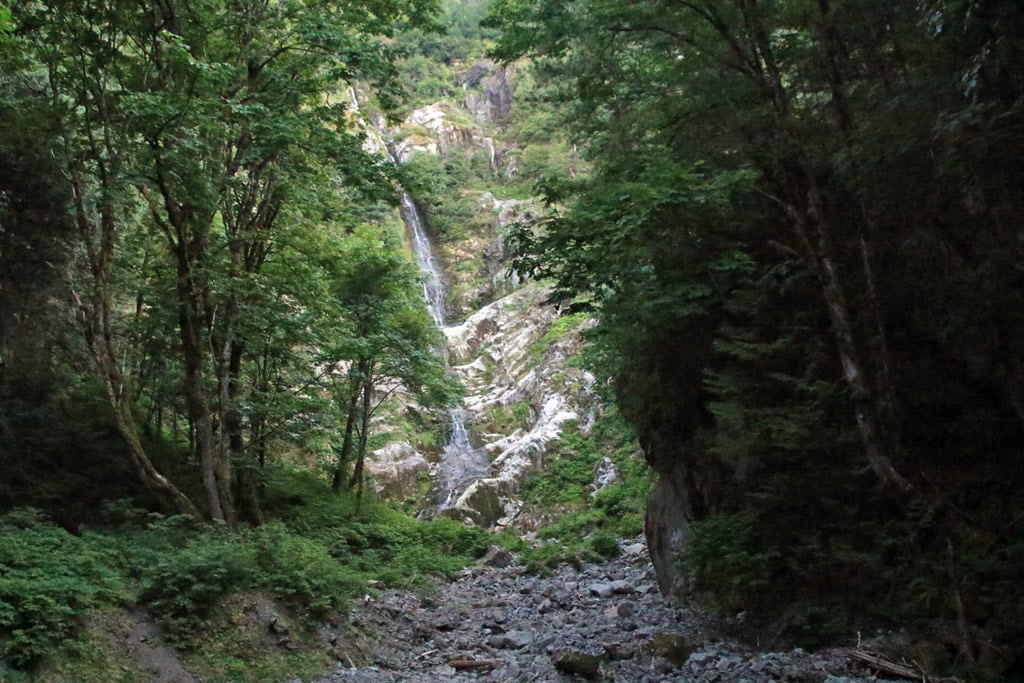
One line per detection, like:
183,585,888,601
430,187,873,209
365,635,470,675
454,479,504,528
553,648,603,678
365,442,430,501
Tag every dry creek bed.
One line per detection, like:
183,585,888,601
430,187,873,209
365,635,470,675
308,539,905,683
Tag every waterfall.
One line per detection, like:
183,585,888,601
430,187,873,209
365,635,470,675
399,193,447,330
397,193,490,506
348,87,490,511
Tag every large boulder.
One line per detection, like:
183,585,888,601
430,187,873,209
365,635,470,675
365,442,431,501
452,479,504,528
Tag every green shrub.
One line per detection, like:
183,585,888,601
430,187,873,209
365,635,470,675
520,541,591,575
251,522,360,616
414,517,490,562
587,531,621,559
536,508,603,539
139,533,255,644
782,602,850,646
0,515,124,667
677,514,774,610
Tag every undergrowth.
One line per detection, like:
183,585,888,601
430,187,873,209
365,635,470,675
519,408,653,573
0,467,492,676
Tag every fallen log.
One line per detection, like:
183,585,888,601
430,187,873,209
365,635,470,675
449,658,504,670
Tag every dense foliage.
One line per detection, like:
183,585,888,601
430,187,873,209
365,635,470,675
0,471,490,676
0,0,460,525
488,0,1024,674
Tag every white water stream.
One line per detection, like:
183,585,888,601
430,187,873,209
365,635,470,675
349,84,491,509
396,191,491,507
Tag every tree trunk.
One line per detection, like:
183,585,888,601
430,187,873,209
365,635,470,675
64,157,199,517
726,1,911,494
350,372,374,508
333,376,363,492
225,338,262,524
801,180,912,492
106,379,201,518
175,259,234,523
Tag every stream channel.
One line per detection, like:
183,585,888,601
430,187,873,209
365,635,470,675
348,86,492,513
397,191,491,509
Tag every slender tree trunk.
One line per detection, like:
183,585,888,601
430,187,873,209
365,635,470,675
727,0,912,493
74,293,199,517
333,377,363,492
801,180,912,492
350,375,374,508
226,338,261,524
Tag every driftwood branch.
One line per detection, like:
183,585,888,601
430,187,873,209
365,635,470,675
449,658,504,670
849,648,963,683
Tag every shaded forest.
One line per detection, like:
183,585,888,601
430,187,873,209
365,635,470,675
0,0,1022,679
487,0,1024,675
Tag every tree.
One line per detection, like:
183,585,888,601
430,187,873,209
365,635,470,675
319,226,460,503
488,0,1024,664
8,0,442,522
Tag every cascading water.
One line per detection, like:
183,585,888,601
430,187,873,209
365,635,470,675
396,193,491,507
348,86,491,511
400,193,447,331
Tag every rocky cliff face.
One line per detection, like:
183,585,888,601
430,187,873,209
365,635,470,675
363,61,605,527
441,282,597,527
457,60,514,123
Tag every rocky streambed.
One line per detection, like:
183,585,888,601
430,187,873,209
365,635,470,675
313,540,900,683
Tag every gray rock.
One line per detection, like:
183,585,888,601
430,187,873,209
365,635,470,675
553,649,603,678
311,536,898,683
478,546,514,568
603,641,637,660
624,542,647,556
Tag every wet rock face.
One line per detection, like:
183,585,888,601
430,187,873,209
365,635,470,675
314,539,903,683
439,479,504,527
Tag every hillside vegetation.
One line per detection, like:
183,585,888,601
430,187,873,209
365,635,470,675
2,0,1022,680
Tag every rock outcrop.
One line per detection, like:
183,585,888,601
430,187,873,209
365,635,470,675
394,104,476,162
459,61,514,123
364,442,430,502
441,283,597,525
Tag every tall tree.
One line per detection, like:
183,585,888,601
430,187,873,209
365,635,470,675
319,226,459,500
489,0,1024,664
9,0,441,521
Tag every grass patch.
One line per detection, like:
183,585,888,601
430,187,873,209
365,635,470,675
482,399,533,437
525,311,591,367
179,594,329,683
